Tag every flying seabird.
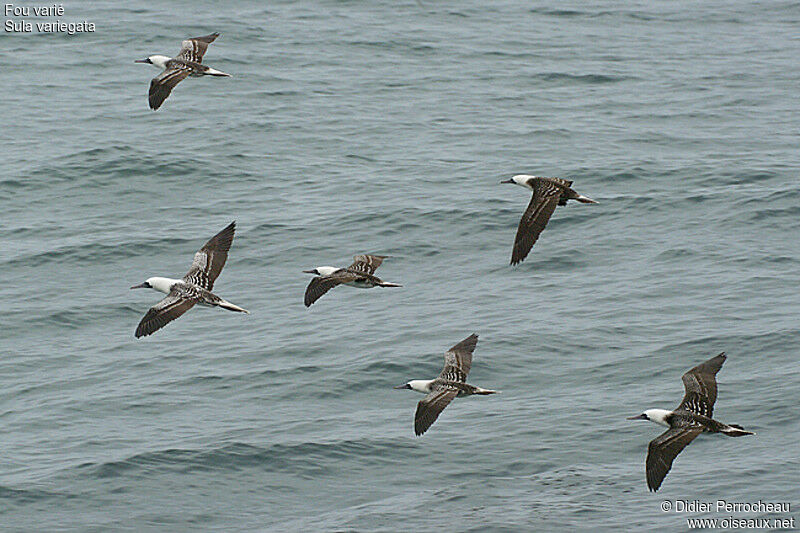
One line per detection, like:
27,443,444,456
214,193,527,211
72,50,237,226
303,254,401,307
135,32,231,110
500,175,597,265
394,334,497,436
628,352,754,492
130,221,249,338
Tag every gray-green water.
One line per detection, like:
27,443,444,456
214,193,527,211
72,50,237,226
1,1,799,531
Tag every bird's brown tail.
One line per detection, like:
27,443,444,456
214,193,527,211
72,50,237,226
206,67,232,77
722,424,754,436
218,300,250,314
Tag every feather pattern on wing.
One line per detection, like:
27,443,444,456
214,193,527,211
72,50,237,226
510,178,566,265
148,66,191,110
176,32,220,63
135,288,198,338
677,352,726,417
347,254,386,275
645,426,704,491
304,270,359,307
414,386,459,436
439,333,478,383
183,221,236,290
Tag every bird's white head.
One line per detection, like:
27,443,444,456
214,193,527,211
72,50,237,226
500,174,536,189
394,379,433,394
303,266,338,276
628,409,672,427
130,276,175,294
135,55,170,69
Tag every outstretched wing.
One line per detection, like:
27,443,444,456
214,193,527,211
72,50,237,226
183,221,236,290
542,176,573,189
176,32,220,63
135,290,197,338
439,333,478,383
148,67,191,110
348,254,386,276
645,426,703,491
304,270,358,307
414,386,459,436
510,178,564,265
677,352,726,417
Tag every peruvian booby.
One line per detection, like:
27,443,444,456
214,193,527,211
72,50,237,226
394,334,497,436
303,254,401,307
500,175,597,265
628,352,754,492
135,32,231,110
130,221,248,338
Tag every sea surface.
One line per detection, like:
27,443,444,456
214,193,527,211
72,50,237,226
1,1,799,531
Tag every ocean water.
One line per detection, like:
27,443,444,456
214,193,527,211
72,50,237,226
1,0,799,531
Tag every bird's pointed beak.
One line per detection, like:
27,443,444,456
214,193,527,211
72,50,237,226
394,384,410,389
302,270,316,274
130,283,148,289
134,59,148,63
500,178,514,184
627,414,647,420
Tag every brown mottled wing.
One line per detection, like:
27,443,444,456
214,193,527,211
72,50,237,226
677,353,726,417
510,179,564,265
542,176,573,189
645,426,703,491
304,270,358,307
176,32,220,63
149,67,191,110
183,221,236,290
414,386,459,436
439,333,478,383
135,290,197,338
348,255,386,275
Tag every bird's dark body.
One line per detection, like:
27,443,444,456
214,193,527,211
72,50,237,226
169,281,224,307
428,379,482,397
538,177,578,206
339,268,385,287
165,59,214,77
557,191,574,205
666,410,735,434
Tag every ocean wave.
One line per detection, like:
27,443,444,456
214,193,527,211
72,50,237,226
530,72,631,84
1,238,184,269
0,485,78,504
78,438,420,480
529,8,586,17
